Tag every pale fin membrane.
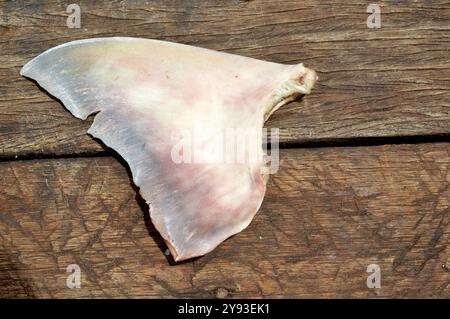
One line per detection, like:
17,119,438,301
21,37,317,261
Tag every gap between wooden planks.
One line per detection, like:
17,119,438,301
0,143,448,298
1,0,450,157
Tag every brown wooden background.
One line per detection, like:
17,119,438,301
0,0,449,298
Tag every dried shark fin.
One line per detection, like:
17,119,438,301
21,37,317,261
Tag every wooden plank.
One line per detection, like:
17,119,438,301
0,143,448,298
1,0,450,157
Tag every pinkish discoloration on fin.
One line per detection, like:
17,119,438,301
21,37,317,261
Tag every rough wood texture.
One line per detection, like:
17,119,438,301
1,0,450,157
1,0,449,299
0,143,448,298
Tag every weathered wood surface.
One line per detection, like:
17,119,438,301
0,143,448,298
1,0,449,299
1,0,450,158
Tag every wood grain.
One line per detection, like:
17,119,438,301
0,143,448,298
1,0,450,158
